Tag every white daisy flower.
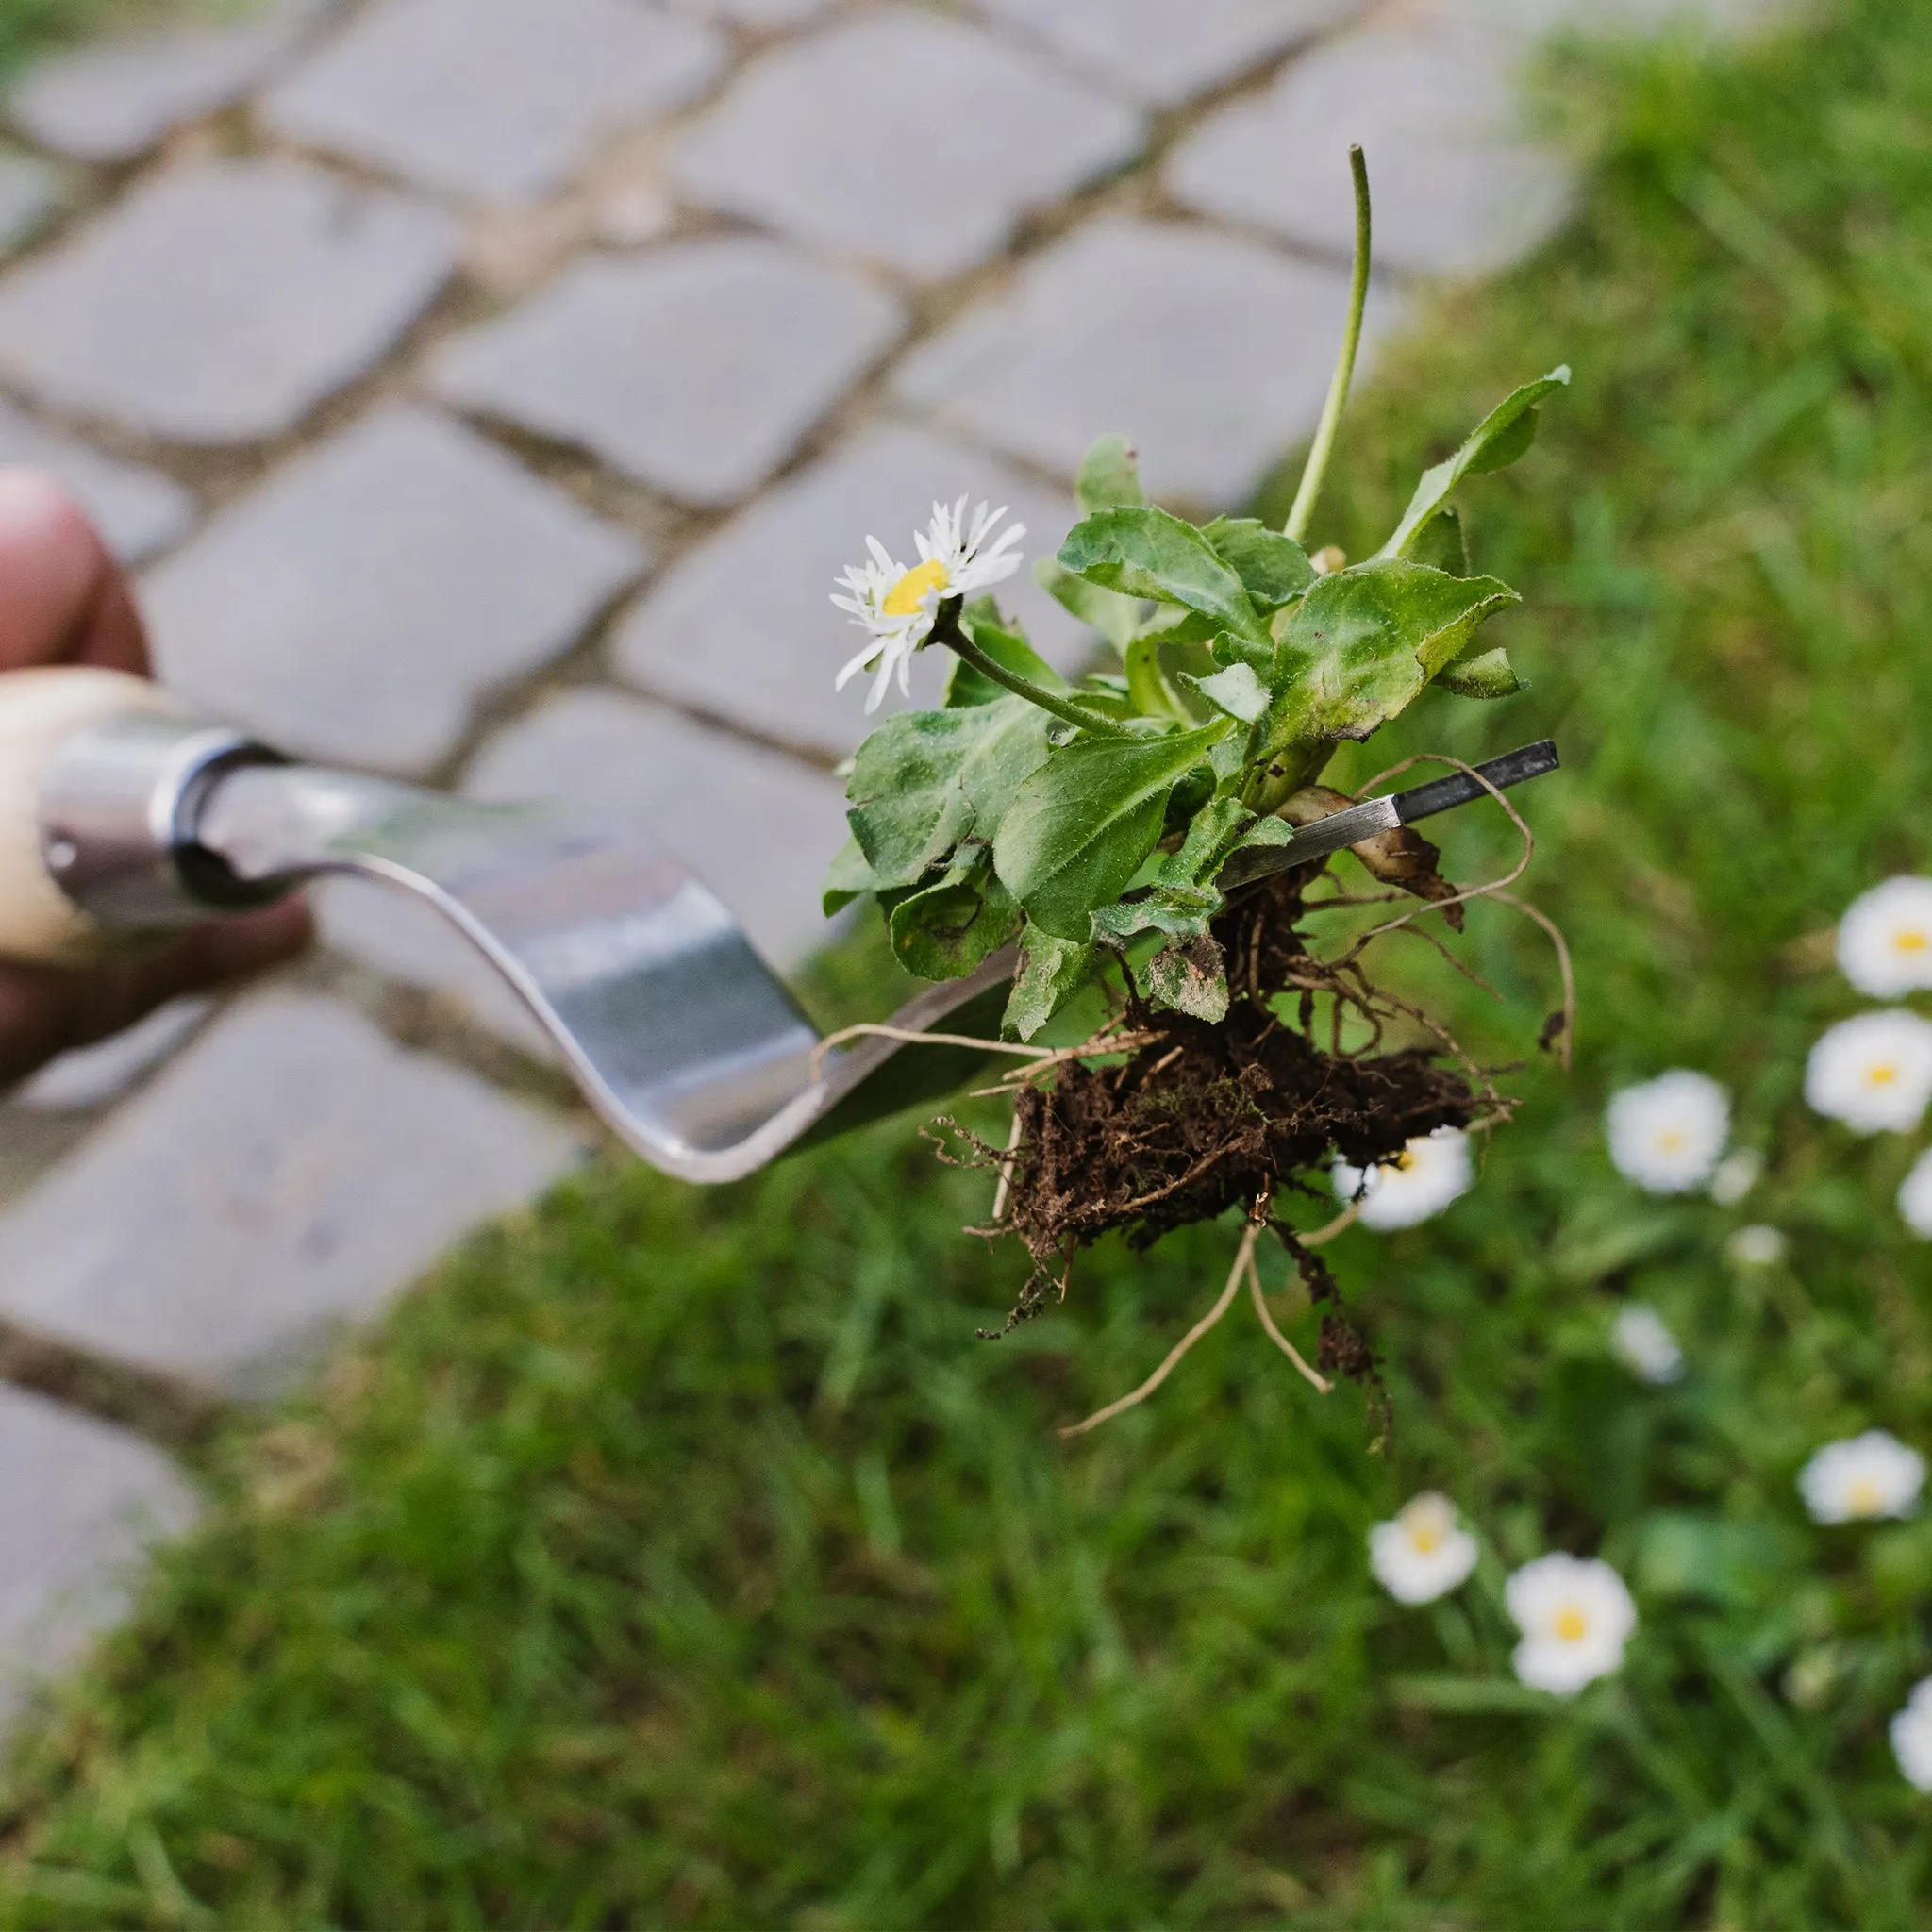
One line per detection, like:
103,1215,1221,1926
1725,1223,1787,1268
1891,1677,1932,1792
1610,1304,1684,1386
1899,1149,1932,1237
830,497,1026,713
1332,1126,1473,1231
1806,1010,1932,1134
1368,1491,1479,1605
1506,1553,1638,1697
1838,877,1932,998
1799,1430,1924,1524
1606,1070,1730,1194
1708,1148,1762,1206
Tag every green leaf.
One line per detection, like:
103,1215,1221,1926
1146,935,1229,1023
888,849,1024,981
820,834,876,916
1378,367,1571,558
944,604,1066,707
1178,660,1268,724
1201,517,1315,610
1003,924,1094,1041
1266,560,1520,746
992,722,1232,941
1058,507,1271,647
1407,505,1468,577
847,697,1051,889
1033,557,1140,654
1436,645,1524,699
1075,433,1146,514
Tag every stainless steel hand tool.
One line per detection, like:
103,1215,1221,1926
0,668,1557,1182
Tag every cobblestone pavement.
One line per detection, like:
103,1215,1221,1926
0,0,1779,1721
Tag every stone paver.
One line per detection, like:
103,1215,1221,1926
13,998,209,1111
0,991,581,1391
323,686,851,1039
0,395,195,564
668,8,1145,283
0,153,58,256
971,0,1359,109
1165,15,1573,280
0,157,457,446
614,421,1086,758
8,0,334,165
893,215,1398,511
143,403,644,774
262,0,726,204
0,1385,196,1721
674,0,838,24
428,238,906,508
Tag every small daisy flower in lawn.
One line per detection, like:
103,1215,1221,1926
1506,1554,1638,1696
1611,1304,1684,1385
830,498,1025,712
1806,1010,1932,1133
1725,1223,1787,1268
1838,876,1932,998
1891,1678,1932,1792
1899,1148,1932,1238
1799,1430,1925,1524
1333,1126,1473,1230
1368,1492,1479,1604
1606,1070,1730,1193
1708,1147,1762,1206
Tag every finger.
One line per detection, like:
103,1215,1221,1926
0,470,150,675
0,899,312,1090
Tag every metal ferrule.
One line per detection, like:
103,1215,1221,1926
37,709,288,929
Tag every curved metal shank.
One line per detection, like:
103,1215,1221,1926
194,763,1010,1183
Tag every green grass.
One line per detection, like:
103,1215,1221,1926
7,3,1932,1923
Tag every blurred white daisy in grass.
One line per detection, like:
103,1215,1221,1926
1506,1554,1637,1696
831,498,1025,712
1899,1150,1932,1237
1891,1678,1932,1792
1799,1430,1924,1524
1606,1070,1729,1193
1708,1147,1762,1205
1725,1224,1787,1268
1806,1010,1932,1134
1333,1126,1472,1230
1368,1492,1479,1605
1838,877,1932,998
1611,1304,1684,1385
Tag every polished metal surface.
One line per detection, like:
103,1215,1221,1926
39,706,1560,1183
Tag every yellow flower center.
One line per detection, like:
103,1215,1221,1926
1555,1607,1590,1643
1898,929,1930,955
1391,1148,1418,1173
1655,1129,1685,1152
883,558,950,617
1408,1521,1443,1555
1846,1476,1885,1517
1868,1062,1899,1088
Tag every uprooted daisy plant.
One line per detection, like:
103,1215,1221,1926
820,151,1572,1442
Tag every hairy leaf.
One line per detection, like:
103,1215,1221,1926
1267,560,1520,746
821,835,876,916
1436,645,1524,699
1075,433,1146,514
1379,367,1570,558
1034,557,1140,654
1147,935,1230,1023
1179,660,1268,724
1202,517,1315,610
1058,507,1271,647
847,697,1051,889
1003,924,1094,1041
888,850,1024,980
1408,506,1469,577
992,722,1232,941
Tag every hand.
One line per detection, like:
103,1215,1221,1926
0,471,312,1090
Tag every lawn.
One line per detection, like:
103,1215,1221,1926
5,1,1932,1924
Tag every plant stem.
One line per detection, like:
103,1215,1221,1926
1285,145,1372,545
930,602,1135,739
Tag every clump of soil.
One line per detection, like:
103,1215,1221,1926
940,862,1512,1419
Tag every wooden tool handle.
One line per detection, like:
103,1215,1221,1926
0,666,184,967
